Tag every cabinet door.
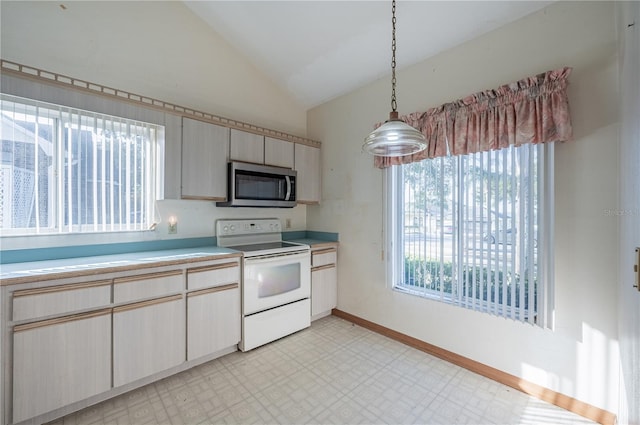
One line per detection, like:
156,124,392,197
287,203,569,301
187,284,240,360
311,265,337,319
230,129,264,164
264,137,294,169
113,295,185,387
13,310,112,423
181,117,229,200
294,144,321,204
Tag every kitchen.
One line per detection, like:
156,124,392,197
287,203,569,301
0,1,639,425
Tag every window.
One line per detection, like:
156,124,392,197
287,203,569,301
0,94,163,235
387,143,553,326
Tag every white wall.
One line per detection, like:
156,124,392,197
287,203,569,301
0,1,306,136
0,0,309,251
308,1,620,415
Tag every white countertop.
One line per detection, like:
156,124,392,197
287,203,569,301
0,246,240,285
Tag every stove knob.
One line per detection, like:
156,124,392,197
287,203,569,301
230,225,236,232
223,226,229,233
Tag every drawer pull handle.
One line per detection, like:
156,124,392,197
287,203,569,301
312,264,336,272
187,262,239,274
312,248,337,256
187,283,239,298
13,308,112,333
12,279,112,298
113,294,183,313
114,270,182,284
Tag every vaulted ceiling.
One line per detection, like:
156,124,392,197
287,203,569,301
184,1,554,109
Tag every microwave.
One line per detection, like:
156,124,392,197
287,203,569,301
217,161,297,208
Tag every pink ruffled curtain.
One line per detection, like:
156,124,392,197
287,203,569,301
374,67,573,169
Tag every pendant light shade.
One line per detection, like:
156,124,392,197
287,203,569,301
363,112,427,157
363,0,427,158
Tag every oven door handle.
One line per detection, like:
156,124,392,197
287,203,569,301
244,250,310,264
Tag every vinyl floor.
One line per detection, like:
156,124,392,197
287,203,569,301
50,315,597,425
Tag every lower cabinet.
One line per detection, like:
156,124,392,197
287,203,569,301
6,255,242,424
187,284,240,360
311,246,338,320
113,295,185,387
12,310,112,423
311,264,337,318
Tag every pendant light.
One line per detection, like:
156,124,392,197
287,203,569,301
363,0,427,157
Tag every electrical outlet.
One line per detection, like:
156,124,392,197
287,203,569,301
285,218,292,229
168,216,178,234
168,222,177,234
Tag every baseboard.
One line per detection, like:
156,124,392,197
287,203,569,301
331,308,616,425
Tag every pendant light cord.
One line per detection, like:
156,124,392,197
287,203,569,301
391,0,397,113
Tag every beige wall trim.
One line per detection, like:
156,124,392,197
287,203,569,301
0,59,320,148
13,308,112,333
331,309,616,425
113,270,182,285
12,279,111,297
187,262,239,275
187,283,238,298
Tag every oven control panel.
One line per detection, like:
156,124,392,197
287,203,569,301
216,218,281,237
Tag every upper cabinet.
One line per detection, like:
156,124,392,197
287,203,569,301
265,137,294,169
294,144,321,204
181,117,321,204
229,129,264,164
181,117,230,200
231,130,295,170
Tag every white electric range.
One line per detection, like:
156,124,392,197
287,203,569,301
216,218,311,351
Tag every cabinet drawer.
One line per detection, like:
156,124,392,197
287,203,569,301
12,280,111,322
311,248,337,267
114,270,183,304
187,261,240,291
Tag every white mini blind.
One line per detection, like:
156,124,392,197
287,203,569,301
392,143,553,326
0,94,161,235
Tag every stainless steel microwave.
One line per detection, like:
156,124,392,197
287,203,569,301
216,161,297,208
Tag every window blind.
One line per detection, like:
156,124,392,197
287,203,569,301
0,94,161,235
390,143,553,326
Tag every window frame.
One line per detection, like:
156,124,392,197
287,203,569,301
0,94,165,236
385,143,555,328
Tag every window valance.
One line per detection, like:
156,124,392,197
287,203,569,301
374,67,573,168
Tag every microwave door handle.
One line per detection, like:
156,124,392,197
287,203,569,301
285,176,291,201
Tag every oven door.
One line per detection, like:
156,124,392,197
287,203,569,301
243,251,310,316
